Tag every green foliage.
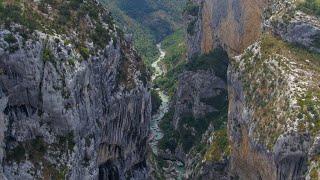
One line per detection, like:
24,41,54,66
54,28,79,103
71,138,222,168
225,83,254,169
187,20,197,35
58,132,75,151
6,136,48,163
186,48,229,81
297,91,320,135
158,110,179,152
151,90,162,115
79,46,90,60
0,0,116,55
159,102,228,153
4,34,17,44
101,0,186,64
42,47,55,62
204,129,230,161
154,29,187,97
91,24,112,48
179,104,228,152
6,144,26,163
133,28,159,65
0,2,39,31
261,34,320,66
4,34,19,53
310,167,319,180
298,0,320,16
29,137,47,162
184,1,200,16
0,0,3,10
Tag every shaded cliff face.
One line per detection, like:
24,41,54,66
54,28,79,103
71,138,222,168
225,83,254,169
0,0,151,179
185,0,267,59
156,49,230,179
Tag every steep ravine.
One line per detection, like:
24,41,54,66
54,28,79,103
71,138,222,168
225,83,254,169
149,44,186,179
149,44,168,155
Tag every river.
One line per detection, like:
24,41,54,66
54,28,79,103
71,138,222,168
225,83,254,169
149,44,169,155
149,44,185,179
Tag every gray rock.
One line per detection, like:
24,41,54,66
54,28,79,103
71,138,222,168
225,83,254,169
0,27,151,180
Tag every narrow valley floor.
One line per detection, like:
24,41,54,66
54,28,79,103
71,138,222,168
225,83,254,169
149,44,185,179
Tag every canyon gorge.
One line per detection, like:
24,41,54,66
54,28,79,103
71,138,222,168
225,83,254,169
0,0,319,179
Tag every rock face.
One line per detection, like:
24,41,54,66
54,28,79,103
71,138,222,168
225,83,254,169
156,49,230,179
0,1,151,179
185,0,267,60
270,11,320,53
172,71,227,129
183,0,320,179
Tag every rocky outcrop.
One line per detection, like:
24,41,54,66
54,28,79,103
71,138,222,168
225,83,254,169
0,1,151,179
157,50,230,179
270,11,320,53
228,35,320,179
172,70,227,129
185,0,267,60
184,0,320,179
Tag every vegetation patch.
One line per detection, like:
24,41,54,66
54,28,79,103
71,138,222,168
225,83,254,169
90,24,112,49
0,0,117,57
159,100,228,153
297,0,320,17
184,1,200,17
158,110,179,152
234,33,320,150
58,132,76,151
4,34,17,44
6,144,26,163
154,29,186,97
187,20,197,35
79,46,90,60
42,47,55,63
204,129,230,162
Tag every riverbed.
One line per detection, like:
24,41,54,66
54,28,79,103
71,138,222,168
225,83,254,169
149,44,185,179
149,44,169,155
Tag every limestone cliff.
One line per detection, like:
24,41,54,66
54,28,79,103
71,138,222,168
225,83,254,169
0,0,151,179
184,0,320,179
185,0,267,60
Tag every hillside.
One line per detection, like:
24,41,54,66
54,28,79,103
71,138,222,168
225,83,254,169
100,0,186,64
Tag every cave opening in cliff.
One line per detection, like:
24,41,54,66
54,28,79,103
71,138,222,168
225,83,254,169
99,161,120,180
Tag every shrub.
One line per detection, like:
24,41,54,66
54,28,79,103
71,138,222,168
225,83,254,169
184,1,200,16
28,137,47,162
4,34,17,44
90,24,111,49
298,0,320,17
6,144,26,163
42,47,55,62
187,20,197,35
204,129,229,161
58,132,75,151
79,46,90,60
158,110,179,152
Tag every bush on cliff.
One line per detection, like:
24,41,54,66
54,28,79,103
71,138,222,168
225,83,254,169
298,0,320,16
